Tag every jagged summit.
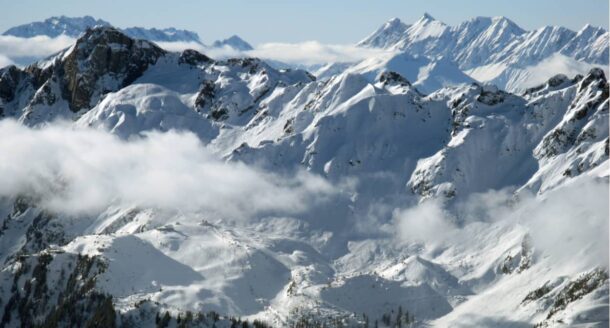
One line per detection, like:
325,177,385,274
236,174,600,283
122,26,201,44
0,25,317,127
578,23,608,33
211,35,254,51
413,13,445,25
1,26,167,116
420,12,435,21
386,17,403,25
585,67,607,81
59,26,166,111
2,15,204,44
2,15,111,38
358,14,608,91
357,17,409,48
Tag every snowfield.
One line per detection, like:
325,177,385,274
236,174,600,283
0,18,608,328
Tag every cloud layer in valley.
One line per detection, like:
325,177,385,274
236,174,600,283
393,177,609,268
0,35,389,69
0,34,75,67
0,120,336,218
0,54,14,68
157,40,388,65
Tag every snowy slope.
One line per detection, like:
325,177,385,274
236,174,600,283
0,26,608,328
358,17,410,49
560,25,609,64
494,26,577,65
465,53,610,93
343,52,474,94
451,16,526,69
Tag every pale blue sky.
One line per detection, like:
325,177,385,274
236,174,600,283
1,0,608,44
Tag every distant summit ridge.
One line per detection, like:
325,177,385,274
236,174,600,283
2,15,253,50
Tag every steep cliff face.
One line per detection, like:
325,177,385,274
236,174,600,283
58,27,166,112
0,27,314,130
0,27,167,125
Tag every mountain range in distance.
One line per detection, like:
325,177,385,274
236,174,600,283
357,13,608,91
2,15,253,50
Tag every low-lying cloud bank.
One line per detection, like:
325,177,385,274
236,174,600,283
0,54,14,68
0,35,388,69
0,34,75,67
247,41,387,65
157,40,387,65
0,120,336,218
394,177,609,268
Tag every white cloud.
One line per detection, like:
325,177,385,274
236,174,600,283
0,34,386,69
247,41,387,65
516,178,609,267
0,35,75,59
154,40,207,54
0,54,14,68
393,199,456,244
153,40,387,66
204,45,245,60
0,120,336,219
393,177,609,268
519,53,607,89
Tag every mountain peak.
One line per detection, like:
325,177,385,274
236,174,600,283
412,13,439,26
421,12,435,21
585,67,607,80
491,15,509,22
491,16,521,27
406,13,448,42
385,17,404,27
74,25,164,55
211,35,253,51
411,12,445,29
537,25,568,33
577,23,607,35
357,17,409,48
469,16,492,23
3,15,112,38
56,25,166,111
122,26,201,43
2,16,202,44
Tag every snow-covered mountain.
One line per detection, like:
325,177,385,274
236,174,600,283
359,14,609,92
122,26,201,44
2,15,111,38
0,25,608,328
561,24,610,63
341,52,475,94
211,35,254,51
2,15,203,43
357,17,409,49
1,16,258,66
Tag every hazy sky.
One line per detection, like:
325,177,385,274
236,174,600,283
1,0,608,44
